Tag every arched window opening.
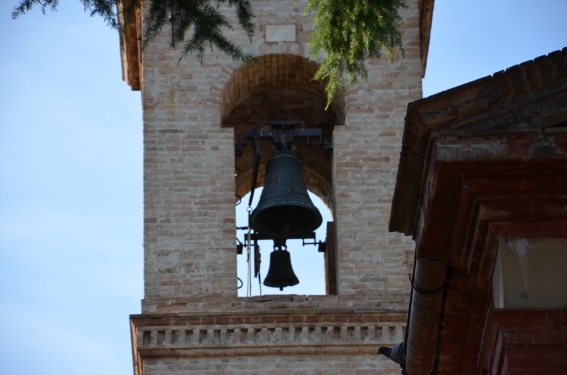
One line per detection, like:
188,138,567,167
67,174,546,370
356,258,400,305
237,187,334,297
223,54,345,297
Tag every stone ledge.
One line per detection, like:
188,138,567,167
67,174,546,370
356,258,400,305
138,345,388,359
141,294,411,314
131,312,405,374
131,312,405,359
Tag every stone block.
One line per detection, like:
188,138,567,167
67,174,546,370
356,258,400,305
266,24,296,42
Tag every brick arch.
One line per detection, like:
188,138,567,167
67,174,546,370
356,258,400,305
226,53,342,223
221,54,345,123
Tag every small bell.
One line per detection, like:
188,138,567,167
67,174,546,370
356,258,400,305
263,242,299,290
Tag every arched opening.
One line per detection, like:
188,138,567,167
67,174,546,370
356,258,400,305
224,54,344,208
222,54,345,124
223,54,344,295
236,187,333,296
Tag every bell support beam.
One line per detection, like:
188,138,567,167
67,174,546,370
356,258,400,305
242,121,325,148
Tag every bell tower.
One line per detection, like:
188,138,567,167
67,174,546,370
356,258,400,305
122,1,434,374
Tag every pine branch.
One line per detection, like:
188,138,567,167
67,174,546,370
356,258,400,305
80,0,119,28
12,0,256,64
12,0,405,105
306,0,406,107
222,0,255,41
12,0,59,18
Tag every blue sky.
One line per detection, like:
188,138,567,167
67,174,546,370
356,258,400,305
1,1,566,375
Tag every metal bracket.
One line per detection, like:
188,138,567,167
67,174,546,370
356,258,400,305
236,227,325,253
302,237,327,253
234,121,333,157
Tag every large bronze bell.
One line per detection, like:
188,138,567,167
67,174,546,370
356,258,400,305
250,154,322,239
263,249,299,290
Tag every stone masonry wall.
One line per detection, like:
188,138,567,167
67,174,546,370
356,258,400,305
142,0,421,311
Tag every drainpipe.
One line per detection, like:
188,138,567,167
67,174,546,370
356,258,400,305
404,258,448,375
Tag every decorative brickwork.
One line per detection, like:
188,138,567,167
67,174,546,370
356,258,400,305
133,314,405,357
132,311,406,375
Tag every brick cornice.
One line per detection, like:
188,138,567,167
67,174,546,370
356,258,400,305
390,48,567,235
399,131,567,374
131,311,406,375
477,309,567,374
413,133,567,262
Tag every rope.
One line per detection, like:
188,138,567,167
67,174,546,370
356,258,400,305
247,206,252,298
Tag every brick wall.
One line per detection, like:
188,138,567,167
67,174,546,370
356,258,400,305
331,5,422,297
142,0,421,308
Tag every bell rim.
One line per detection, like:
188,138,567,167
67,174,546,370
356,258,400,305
249,205,323,238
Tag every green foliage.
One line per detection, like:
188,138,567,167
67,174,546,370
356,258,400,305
144,0,255,63
306,0,406,106
12,0,255,63
12,0,405,104
13,0,122,28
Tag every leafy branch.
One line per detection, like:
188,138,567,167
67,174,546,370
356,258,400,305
12,0,255,63
305,0,406,106
12,0,405,104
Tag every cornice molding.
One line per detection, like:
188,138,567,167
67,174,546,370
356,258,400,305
130,312,406,374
